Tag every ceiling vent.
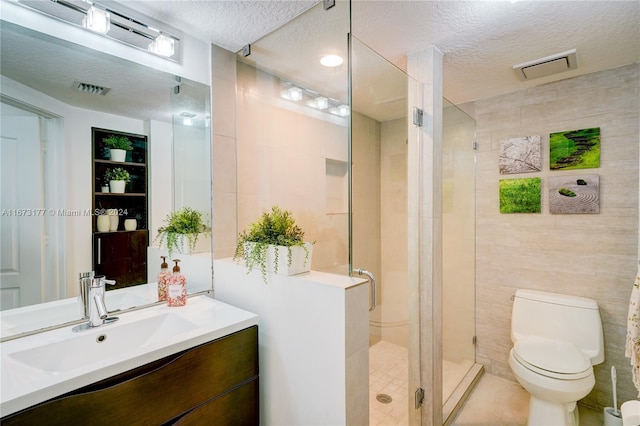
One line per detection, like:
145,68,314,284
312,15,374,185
513,49,578,81
74,81,110,95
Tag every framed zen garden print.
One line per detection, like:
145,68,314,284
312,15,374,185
548,174,600,214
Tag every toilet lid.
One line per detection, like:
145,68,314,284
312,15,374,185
514,337,591,376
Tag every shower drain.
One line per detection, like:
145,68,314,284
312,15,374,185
376,394,393,404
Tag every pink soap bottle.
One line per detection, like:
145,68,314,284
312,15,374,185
167,259,187,307
157,256,170,301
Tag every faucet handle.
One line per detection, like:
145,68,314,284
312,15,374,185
93,275,116,287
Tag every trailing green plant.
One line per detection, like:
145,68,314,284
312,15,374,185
104,167,131,183
103,135,133,151
233,205,311,283
155,207,211,257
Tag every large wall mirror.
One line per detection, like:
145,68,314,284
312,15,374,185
0,19,213,339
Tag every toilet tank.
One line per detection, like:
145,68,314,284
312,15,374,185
511,289,604,365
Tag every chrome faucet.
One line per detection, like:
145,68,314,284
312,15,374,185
74,272,118,332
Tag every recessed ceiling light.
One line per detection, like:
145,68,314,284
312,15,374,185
320,54,343,67
180,112,196,126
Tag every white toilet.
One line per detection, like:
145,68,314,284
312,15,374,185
509,289,604,426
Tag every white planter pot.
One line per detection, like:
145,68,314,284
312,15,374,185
107,209,119,231
109,148,126,162
244,242,313,276
109,180,126,193
96,215,110,232
124,219,137,231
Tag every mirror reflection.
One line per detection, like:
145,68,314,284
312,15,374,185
0,20,213,338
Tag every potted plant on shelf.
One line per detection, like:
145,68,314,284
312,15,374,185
104,135,133,162
233,205,313,283
104,167,130,193
155,207,211,257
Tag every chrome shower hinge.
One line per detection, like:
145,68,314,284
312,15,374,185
413,107,424,127
415,387,425,409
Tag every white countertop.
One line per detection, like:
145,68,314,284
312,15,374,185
0,295,258,417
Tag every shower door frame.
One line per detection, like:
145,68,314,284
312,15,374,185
406,47,445,426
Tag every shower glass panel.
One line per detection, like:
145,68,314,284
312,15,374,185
235,1,350,273
442,99,477,407
351,35,416,425
171,79,212,216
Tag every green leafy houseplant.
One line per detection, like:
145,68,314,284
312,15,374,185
155,207,211,257
104,167,131,183
103,135,133,151
233,205,312,283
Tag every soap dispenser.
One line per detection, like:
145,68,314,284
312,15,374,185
167,259,187,307
157,256,170,301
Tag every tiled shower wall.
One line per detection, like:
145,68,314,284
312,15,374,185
472,63,639,408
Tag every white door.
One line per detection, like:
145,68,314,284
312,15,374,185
0,110,44,309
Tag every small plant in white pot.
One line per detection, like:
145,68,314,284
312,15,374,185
104,135,133,162
155,207,211,258
233,205,313,283
104,167,130,193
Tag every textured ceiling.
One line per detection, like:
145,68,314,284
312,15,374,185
120,0,319,53
125,0,640,105
351,0,640,104
2,1,638,123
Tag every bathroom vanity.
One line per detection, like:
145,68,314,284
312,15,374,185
0,296,259,425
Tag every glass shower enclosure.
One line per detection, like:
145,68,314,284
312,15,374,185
233,1,478,423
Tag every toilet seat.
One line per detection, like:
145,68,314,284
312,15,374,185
513,337,592,380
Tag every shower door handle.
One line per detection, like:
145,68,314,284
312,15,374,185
355,268,376,312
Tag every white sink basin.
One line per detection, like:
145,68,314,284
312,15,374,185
8,312,196,374
1,295,258,417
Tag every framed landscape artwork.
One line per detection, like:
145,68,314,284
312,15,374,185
499,135,541,174
499,178,541,214
549,127,600,170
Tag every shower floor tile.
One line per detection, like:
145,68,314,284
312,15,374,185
370,340,409,426
369,340,474,425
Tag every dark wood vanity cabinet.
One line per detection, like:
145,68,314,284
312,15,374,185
1,326,259,426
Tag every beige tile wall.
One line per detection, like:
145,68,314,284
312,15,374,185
235,61,350,272
380,117,409,347
211,45,238,259
472,63,639,409
352,111,383,342
442,104,477,365
352,113,410,348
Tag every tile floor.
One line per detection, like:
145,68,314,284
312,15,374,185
370,340,604,426
370,340,409,426
451,373,603,426
370,340,475,426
